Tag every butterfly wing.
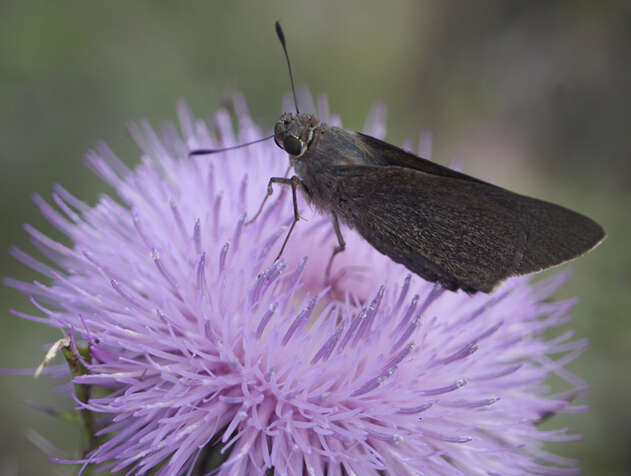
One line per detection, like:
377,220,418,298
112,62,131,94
331,165,605,293
356,132,490,185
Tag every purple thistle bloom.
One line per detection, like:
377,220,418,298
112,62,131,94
7,92,588,475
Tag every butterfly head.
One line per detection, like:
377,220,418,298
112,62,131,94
274,112,320,158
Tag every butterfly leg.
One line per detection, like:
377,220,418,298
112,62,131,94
271,176,304,262
325,212,346,284
245,181,275,226
246,172,298,226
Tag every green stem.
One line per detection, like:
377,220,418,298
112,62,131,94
61,343,98,455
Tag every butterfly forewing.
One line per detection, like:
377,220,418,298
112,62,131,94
331,164,604,293
356,132,490,185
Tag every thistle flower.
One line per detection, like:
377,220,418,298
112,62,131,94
7,93,588,475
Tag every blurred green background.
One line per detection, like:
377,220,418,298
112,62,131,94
1,1,629,474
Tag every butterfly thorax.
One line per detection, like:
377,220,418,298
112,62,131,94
274,112,383,213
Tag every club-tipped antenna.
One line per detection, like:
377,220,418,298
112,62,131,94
189,134,274,156
275,21,299,114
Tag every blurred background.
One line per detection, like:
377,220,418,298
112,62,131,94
0,1,629,474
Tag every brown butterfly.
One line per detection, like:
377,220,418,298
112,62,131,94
192,22,605,293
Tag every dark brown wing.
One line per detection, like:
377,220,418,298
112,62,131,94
357,132,490,185
332,165,605,293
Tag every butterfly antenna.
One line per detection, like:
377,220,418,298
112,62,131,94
275,21,300,114
189,134,274,156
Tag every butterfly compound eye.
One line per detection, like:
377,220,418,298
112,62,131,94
283,135,303,156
